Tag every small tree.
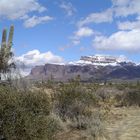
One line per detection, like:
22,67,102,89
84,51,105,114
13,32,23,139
0,25,15,80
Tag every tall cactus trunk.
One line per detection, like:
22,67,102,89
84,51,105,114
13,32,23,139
0,25,14,80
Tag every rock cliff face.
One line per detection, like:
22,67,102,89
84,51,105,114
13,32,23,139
28,62,140,81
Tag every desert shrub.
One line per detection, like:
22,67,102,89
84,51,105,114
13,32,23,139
35,80,55,90
115,83,127,91
52,81,109,139
0,85,63,140
114,92,124,107
114,88,140,107
53,81,98,120
95,87,117,110
85,113,107,140
65,111,107,140
95,87,112,102
86,83,100,93
122,89,140,106
43,114,65,140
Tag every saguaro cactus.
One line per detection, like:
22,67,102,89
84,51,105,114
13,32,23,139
0,25,15,79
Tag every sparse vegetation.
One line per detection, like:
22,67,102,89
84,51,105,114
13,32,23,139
1,79,140,140
0,26,140,140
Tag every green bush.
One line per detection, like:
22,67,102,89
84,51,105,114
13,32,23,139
114,88,140,107
123,89,140,106
53,81,98,120
0,86,62,140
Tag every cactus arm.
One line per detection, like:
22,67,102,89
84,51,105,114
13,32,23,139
1,28,7,49
7,25,14,50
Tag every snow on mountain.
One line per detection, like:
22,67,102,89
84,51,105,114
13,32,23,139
68,55,128,66
68,60,119,66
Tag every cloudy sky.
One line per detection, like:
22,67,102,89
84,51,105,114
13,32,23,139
0,0,140,68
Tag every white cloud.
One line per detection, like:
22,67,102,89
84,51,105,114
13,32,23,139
90,0,140,53
112,0,130,6
15,50,64,76
112,0,140,17
72,40,80,46
93,29,140,52
74,27,94,38
0,0,53,27
118,20,140,30
70,27,94,46
16,50,64,67
0,0,46,20
24,16,53,28
77,9,113,27
76,0,140,28
60,2,76,16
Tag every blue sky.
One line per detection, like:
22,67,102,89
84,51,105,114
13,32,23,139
0,0,140,67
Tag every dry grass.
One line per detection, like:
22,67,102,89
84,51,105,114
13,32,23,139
55,107,140,140
107,107,140,140
1,81,140,140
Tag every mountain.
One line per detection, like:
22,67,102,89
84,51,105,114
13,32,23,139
28,55,140,81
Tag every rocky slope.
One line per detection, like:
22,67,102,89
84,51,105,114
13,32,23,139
28,61,140,81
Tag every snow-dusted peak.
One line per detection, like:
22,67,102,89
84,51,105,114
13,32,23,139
67,55,128,66
68,60,119,66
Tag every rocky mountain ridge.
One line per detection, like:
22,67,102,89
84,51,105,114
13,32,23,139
28,59,140,81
